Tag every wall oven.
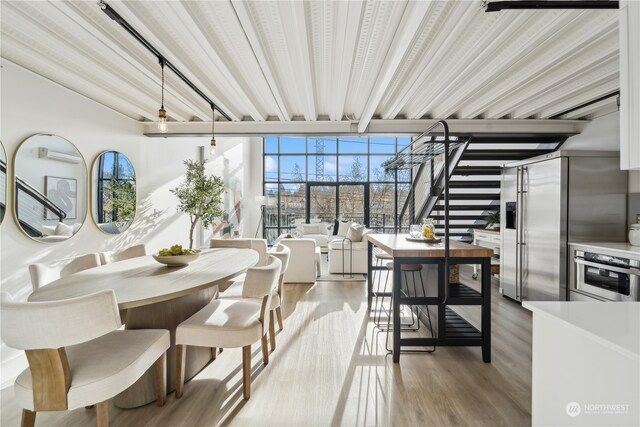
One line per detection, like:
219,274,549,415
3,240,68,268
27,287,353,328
573,250,640,302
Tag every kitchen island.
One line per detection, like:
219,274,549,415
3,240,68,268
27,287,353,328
367,233,493,363
523,301,639,426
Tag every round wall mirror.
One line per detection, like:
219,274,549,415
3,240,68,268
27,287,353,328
92,151,136,234
13,134,87,242
0,140,6,226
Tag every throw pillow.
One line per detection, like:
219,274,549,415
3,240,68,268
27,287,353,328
302,224,323,235
333,219,339,236
54,222,74,237
337,221,353,237
346,224,365,242
41,225,57,236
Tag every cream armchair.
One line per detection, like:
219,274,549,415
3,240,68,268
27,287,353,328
0,290,170,427
175,255,281,400
278,238,317,283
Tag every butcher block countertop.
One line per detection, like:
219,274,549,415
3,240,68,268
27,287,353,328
367,233,494,258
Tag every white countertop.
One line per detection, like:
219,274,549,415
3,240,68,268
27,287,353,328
569,241,640,259
523,301,640,361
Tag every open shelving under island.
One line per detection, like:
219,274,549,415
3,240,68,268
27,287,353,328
366,233,493,363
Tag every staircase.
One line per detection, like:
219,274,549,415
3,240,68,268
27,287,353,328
421,136,566,242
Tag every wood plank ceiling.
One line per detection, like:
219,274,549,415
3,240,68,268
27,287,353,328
0,1,619,130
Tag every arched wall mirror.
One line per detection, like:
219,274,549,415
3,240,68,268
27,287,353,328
13,134,87,242
92,151,136,234
0,140,6,226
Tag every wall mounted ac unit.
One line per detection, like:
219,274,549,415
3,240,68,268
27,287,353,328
38,148,82,164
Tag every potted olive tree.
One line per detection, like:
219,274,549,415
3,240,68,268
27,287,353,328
171,160,225,249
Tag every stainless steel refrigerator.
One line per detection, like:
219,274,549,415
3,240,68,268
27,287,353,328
500,151,627,302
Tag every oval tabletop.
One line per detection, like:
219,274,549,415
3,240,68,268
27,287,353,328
28,248,258,310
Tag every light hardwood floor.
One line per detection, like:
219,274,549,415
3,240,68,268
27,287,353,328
0,266,531,426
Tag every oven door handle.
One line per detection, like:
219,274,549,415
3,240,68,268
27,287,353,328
575,258,640,276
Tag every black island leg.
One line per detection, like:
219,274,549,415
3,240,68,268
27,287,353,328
392,257,402,363
367,241,373,309
481,257,492,363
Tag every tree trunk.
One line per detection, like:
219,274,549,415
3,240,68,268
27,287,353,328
189,218,198,250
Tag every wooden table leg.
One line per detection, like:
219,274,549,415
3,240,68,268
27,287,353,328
113,286,217,408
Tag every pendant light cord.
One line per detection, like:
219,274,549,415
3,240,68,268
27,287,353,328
211,105,215,137
160,57,165,109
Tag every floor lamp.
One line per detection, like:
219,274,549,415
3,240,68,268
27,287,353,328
254,195,267,238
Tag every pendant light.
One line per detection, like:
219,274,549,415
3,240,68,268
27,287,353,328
158,57,168,133
210,104,217,155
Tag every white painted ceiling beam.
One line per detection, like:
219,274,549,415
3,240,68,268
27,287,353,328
559,97,618,119
0,11,170,122
48,1,205,121
168,1,265,122
230,0,291,121
329,1,362,121
1,45,150,122
420,10,575,119
279,1,317,121
378,1,471,120
513,61,618,118
433,10,582,119
459,14,618,119
143,118,586,137
114,1,240,122
538,79,619,119
487,45,618,118
356,1,431,133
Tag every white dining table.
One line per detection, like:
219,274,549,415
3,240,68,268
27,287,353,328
28,248,258,408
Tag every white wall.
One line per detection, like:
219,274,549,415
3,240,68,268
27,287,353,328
0,60,262,386
562,110,640,192
562,111,620,151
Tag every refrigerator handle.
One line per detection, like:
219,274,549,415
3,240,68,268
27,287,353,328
516,167,521,300
519,166,528,300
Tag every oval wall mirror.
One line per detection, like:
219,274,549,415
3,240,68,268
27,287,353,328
92,151,136,234
13,134,87,242
1,140,6,226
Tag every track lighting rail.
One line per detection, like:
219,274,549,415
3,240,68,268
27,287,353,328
98,0,232,122
484,1,619,13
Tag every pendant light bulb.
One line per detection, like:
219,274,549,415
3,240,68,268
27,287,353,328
158,107,168,133
210,138,216,155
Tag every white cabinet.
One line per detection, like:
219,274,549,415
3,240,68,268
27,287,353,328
620,1,640,170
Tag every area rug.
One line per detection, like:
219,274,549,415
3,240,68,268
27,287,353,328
317,273,366,282
317,253,366,282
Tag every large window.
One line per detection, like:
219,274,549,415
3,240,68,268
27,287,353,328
263,136,412,242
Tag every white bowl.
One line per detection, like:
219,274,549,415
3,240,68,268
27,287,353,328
152,251,201,266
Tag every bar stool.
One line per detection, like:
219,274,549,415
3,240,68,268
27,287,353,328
372,247,393,321
382,261,435,352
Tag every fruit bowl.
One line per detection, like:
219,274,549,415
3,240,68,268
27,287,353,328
152,252,201,266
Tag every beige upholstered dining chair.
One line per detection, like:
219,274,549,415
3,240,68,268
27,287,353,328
28,253,101,292
0,290,170,427
210,238,269,266
99,244,147,265
175,255,281,400
220,244,291,351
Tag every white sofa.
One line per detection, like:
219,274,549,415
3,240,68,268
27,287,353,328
277,238,318,283
295,223,332,251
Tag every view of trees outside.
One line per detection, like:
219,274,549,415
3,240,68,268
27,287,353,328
263,136,411,243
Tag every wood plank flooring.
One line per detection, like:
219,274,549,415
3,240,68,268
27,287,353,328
0,266,532,426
